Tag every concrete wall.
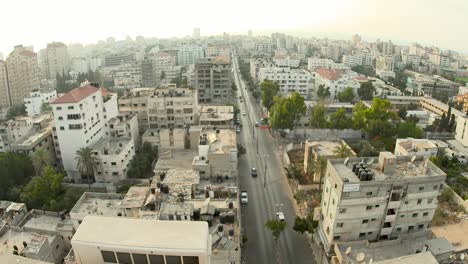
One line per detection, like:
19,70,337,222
287,129,364,141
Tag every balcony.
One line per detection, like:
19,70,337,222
387,200,401,209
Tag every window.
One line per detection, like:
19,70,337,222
417,199,422,204
339,208,346,214
418,224,425,229
111,162,117,166
132,253,148,264
400,214,405,218
148,254,164,264
371,218,376,221
419,186,424,191
366,206,372,211
56,107,62,111
362,219,369,224
58,116,63,120
332,199,335,205
359,233,366,238
67,106,74,110
60,126,65,131
423,212,429,216
166,256,182,264
182,256,199,264
333,235,341,240
116,252,132,263
101,251,117,263
375,205,380,208
69,124,83,130
337,223,344,228
433,185,438,190
367,232,373,235
412,213,418,217
366,192,373,196
396,227,402,232
427,198,433,204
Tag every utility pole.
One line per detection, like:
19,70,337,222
263,154,269,188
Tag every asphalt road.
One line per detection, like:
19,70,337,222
232,51,315,264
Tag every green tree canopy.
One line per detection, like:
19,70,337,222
0,152,34,200
261,80,280,110
396,121,424,138
293,214,318,234
21,166,65,210
31,147,51,176
127,142,158,178
352,102,367,129
316,84,330,99
270,92,306,129
6,104,27,120
309,103,328,128
329,107,351,130
357,81,376,100
265,219,286,241
333,143,353,158
337,87,355,102
75,147,99,188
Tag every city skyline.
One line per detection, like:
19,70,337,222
0,0,467,55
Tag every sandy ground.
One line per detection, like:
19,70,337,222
431,220,468,251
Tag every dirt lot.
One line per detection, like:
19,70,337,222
432,220,468,252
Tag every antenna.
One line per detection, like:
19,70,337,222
344,157,349,165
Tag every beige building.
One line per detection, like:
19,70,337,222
39,42,69,79
199,105,234,127
70,216,211,264
394,138,438,158
0,61,10,110
194,57,232,103
6,45,40,106
318,152,446,252
107,113,140,148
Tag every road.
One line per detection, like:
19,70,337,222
232,51,315,264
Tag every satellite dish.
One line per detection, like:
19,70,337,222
344,157,349,165
411,155,417,163
369,258,373,263
345,247,352,255
366,158,375,165
356,253,365,262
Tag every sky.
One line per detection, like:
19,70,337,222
0,0,467,56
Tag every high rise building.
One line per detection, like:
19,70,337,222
194,57,232,103
177,44,205,66
6,45,40,107
39,42,70,79
193,28,201,39
0,61,10,109
318,152,446,252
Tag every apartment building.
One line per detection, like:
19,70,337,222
70,216,211,264
314,68,361,99
107,113,140,148
419,97,464,119
376,55,396,80
199,105,234,127
24,89,57,116
141,57,155,87
320,44,341,61
113,64,142,89
71,57,89,74
318,152,446,252
250,58,274,81
394,138,438,158
194,57,232,103
191,126,238,180
91,137,135,183
258,67,314,98
255,42,275,53
205,44,230,57
274,55,300,68
0,61,10,110
402,54,421,69
407,71,460,98
455,116,468,147
6,45,41,106
153,51,176,82
118,88,152,130
342,52,373,67
39,42,69,79
308,58,349,71
104,53,136,67
177,43,205,65
51,84,117,180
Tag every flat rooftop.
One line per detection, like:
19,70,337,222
0,254,52,263
152,169,200,198
373,252,438,264
0,228,56,255
20,211,74,233
91,137,132,155
121,186,149,208
70,192,124,219
331,152,445,183
307,140,355,157
13,128,51,148
155,149,198,170
396,138,437,152
202,129,236,154
72,216,209,251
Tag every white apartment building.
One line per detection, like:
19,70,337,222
51,84,118,180
394,138,438,158
113,64,142,89
318,152,446,252
71,216,211,264
314,68,361,99
89,57,103,72
107,113,140,148
205,44,230,57
259,67,313,97
71,57,89,74
177,44,205,65
0,61,10,110
154,51,176,81
342,52,373,67
24,89,58,116
250,58,274,81
91,137,135,183
39,42,70,79
308,58,349,71
402,54,421,69
376,55,396,80
429,53,451,68
274,56,300,68
455,115,468,147
255,42,275,53
320,44,341,61
5,45,40,106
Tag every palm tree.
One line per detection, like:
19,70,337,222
75,147,99,189
333,143,353,158
265,219,287,263
31,147,50,175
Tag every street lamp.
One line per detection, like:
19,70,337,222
263,154,270,188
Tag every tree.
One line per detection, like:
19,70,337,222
337,87,355,102
127,142,158,178
75,147,99,189
265,219,286,242
367,119,395,140
329,107,351,130
288,92,307,123
309,103,328,128
40,102,52,113
0,152,34,200
333,143,353,158
21,166,64,210
261,80,280,110
396,122,424,138
365,98,397,121
316,85,330,99
355,140,378,157
293,214,318,234
352,102,367,129
270,93,306,130
6,104,26,120
284,164,301,179
307,157,327,185
357,81,375,100
31,147,51,176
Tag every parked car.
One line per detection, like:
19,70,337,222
242,112,246,116
276,212,285,221
241,191,248,204
251,167,257,177
236,127,241,133
255,121,259,127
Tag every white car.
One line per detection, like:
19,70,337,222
242,112,246,116
236,127,241,133
241,191,248,204
276,212,285,221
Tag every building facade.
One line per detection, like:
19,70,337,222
39,42,70,79
0,61,10,110
177,44,205,66
258,67,313,97
194,57,232,103
24,89,58,117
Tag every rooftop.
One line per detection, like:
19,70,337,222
51,85,106,104
0,254,52,263
200,128,237,154
395,138,438,153
90,137,132,156
330,152,445,183
431,220,468,252
155,149,198,170
372,252,438,264
0,227,57,256
19,210,74,233
72,216,209,251
70,192,125,219
315,67,344,81
306,140,355,157
121,186,149,208
152,168,200,199
199,105,234,122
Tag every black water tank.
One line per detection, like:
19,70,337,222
214,208,220,217
193,209,201,220
226,212,236,223
228,201,234,209
360,172,367,181
229,229,235,236
352,162,358,172
220,213,227,224
217,225,224,232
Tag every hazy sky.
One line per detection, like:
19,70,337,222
0,0,467,56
